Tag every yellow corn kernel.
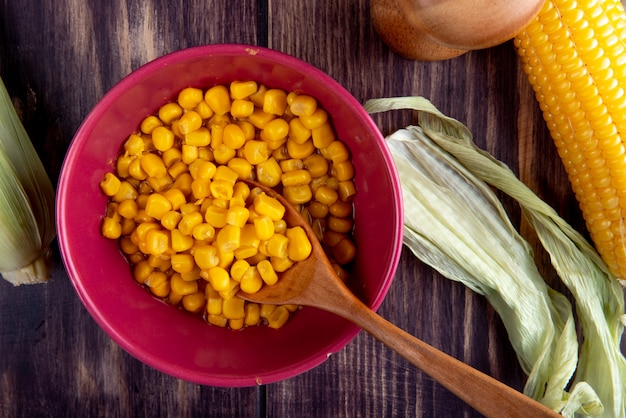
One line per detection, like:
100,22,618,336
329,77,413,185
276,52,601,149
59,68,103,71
178,87,204,109
236,120,255,141
332,238,357,265
299,108,328,129
161,189,184,211
253,216,274,241
212,145,235,166
257,259,278,285
286,138,315,160
133,209,155,225
207,314,228,327
170,272,198,296
311,122,336,149
328,216,354,234
248,108,276,129
256,157,283,187
146,271,170,298
192,223,215,241
140,115,163,134
140,153,167,178
262,118,289,142
308,201,328,219
228,319,243,330
244,303,261,326
213,165,239,184
281,169,312,187
283,185,313,205
270,256,293,273
112,180,138,203
146,175,173,193
226,157,252,180
226,205,250,228
120,217,136,236
303,154,328,178
204,205,228,228
127,159,147,181
230,99,255,119
178,211,204,235
190,178,211,200
100,173,121,196
230,80,258,99
160,210,182,230
239,266,263,294
230,259,251,281
182,291,206,314
314,186,339,206
514,0,626,278
168,161,188,179
132,221,160,242
263,88,288,115
288,118,312,145
205,286,222,315
243,140,270,165
289,94,317,116
132,260,153,284
162,147,182,167
185,127,211,147
218,278,240,300
338,180,357,202
193,244,219,269
101,217,122,239
181,144,199,164
171,174,192,198
286,226,312,261
326,140,350,163
151,126,175,152
195,101,214,121
254,193,285,221
206,266,230,291
279,158,304,173
144,229,169,256
259,304,276,320
124,134,145,156
221,123,245,150
216,224,241,253
222,297,246,320
332,161,355,182
116,155,133,178
180,265,201,281
205,85,231,116
266,233,289,258
178,110,203,135
329,201,353,218
170,253,194,274
144,193,172,220
209,179,233,200
119,237,139,255
170,230,193,253
267,306,290,329
159,102,183,124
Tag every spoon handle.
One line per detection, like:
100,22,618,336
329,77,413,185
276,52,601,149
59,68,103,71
318,287,560,418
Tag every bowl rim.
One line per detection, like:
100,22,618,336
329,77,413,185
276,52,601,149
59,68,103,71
56,44,404,386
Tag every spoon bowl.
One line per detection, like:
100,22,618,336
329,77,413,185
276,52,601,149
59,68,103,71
239,180,560,418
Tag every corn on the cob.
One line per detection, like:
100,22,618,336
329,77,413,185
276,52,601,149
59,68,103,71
514,0,626,280
0,76,56,285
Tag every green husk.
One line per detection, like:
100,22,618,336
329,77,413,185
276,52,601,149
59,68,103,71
0,75,55,285
365,96,626,417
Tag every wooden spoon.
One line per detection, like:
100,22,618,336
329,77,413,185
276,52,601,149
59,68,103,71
238,180,560,418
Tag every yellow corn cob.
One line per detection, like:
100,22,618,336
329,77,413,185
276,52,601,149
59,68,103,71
514,0,626,279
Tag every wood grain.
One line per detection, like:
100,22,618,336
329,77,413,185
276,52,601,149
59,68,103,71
0,0,622,417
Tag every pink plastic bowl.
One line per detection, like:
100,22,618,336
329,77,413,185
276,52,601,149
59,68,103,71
56,44,403,387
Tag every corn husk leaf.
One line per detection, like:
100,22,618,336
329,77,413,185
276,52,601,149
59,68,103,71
365,96,626,417
0,76,55,285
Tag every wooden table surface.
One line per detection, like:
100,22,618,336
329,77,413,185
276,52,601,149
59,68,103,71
1,1,623,417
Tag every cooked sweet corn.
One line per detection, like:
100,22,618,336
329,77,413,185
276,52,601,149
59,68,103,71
514,0,626,279
100,81,358,329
